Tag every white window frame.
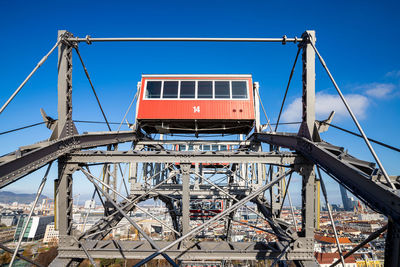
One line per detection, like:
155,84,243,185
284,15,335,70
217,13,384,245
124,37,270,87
231,80,249,99
161,80,180,99
214,80,231,99
179,80,197,99
143,79,250,100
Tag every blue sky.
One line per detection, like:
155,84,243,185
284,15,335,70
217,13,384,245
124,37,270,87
0,0,399,205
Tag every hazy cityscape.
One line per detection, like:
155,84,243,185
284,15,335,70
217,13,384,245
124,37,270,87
0,190,387,266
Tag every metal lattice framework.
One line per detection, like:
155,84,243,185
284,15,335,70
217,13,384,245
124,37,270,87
0,30,399,267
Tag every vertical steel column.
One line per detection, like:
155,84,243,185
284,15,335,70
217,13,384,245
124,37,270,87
54,32,79,266
112,164,117,200
315,179,320,230
56,159,75,236
254,82,261,133
300,166,317,237
181,163,191,235
271,167,285,217
56,30,77,138
385,219,400,267
299,30,317,237
55,30,76,242
295,31,317,265
298,30,316,140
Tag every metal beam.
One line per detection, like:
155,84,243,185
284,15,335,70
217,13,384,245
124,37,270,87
57,30,77,139
67,36,303,43
136,140,251,146
384,220,400,267
67,150,303,165
0,130,137,188
55,160,75,235
181,164,191,236
134,169,293,266
82,167,178,267
298,30,316,140
80,168,180,236
57,240,282,260
80,169,180,240
252,132,400,223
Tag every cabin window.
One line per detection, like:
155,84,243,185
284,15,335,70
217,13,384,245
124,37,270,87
178,144,186,151
163,81,179,98
232,81,248,99
144,79,249,100
198,81,213,98
146,81,162,98
212,145,219,151
180,81,196,98
214,81,230,98
202,145,210,151
188,145,194,151
220,145,227,151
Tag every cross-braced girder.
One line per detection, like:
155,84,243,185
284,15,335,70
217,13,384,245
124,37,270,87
0,29,398,267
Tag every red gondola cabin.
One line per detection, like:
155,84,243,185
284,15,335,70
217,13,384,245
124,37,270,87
136,75,256,134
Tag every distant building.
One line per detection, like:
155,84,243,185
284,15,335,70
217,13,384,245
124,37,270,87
43,223,59,244
347,220,381,232
315,234,354,252
315,252,357,267
14,215,54,241
1,214,19,226
0,210,24,226
330,204,341,211
353,253,384,266
357,213,381,221
340,185,355,211
84,200,96,209
0,229,16,242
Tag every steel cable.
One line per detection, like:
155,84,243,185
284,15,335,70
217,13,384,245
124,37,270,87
309,36,396,189
0,122,45,136
74,47,112,131
0,40,61,115
117,91,138,132
255,84,273,131
275,47,301,132
319,121,400,153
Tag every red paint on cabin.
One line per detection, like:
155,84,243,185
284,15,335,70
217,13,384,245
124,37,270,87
136,75,255,134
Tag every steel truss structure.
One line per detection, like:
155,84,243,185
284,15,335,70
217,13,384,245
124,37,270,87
0,30,399,267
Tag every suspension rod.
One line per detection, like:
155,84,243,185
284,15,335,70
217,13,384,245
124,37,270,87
73,237,97,267
309,36,396,190
0,40,60,115
317,167,346,267
10,163,52,267
68,36,303,43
